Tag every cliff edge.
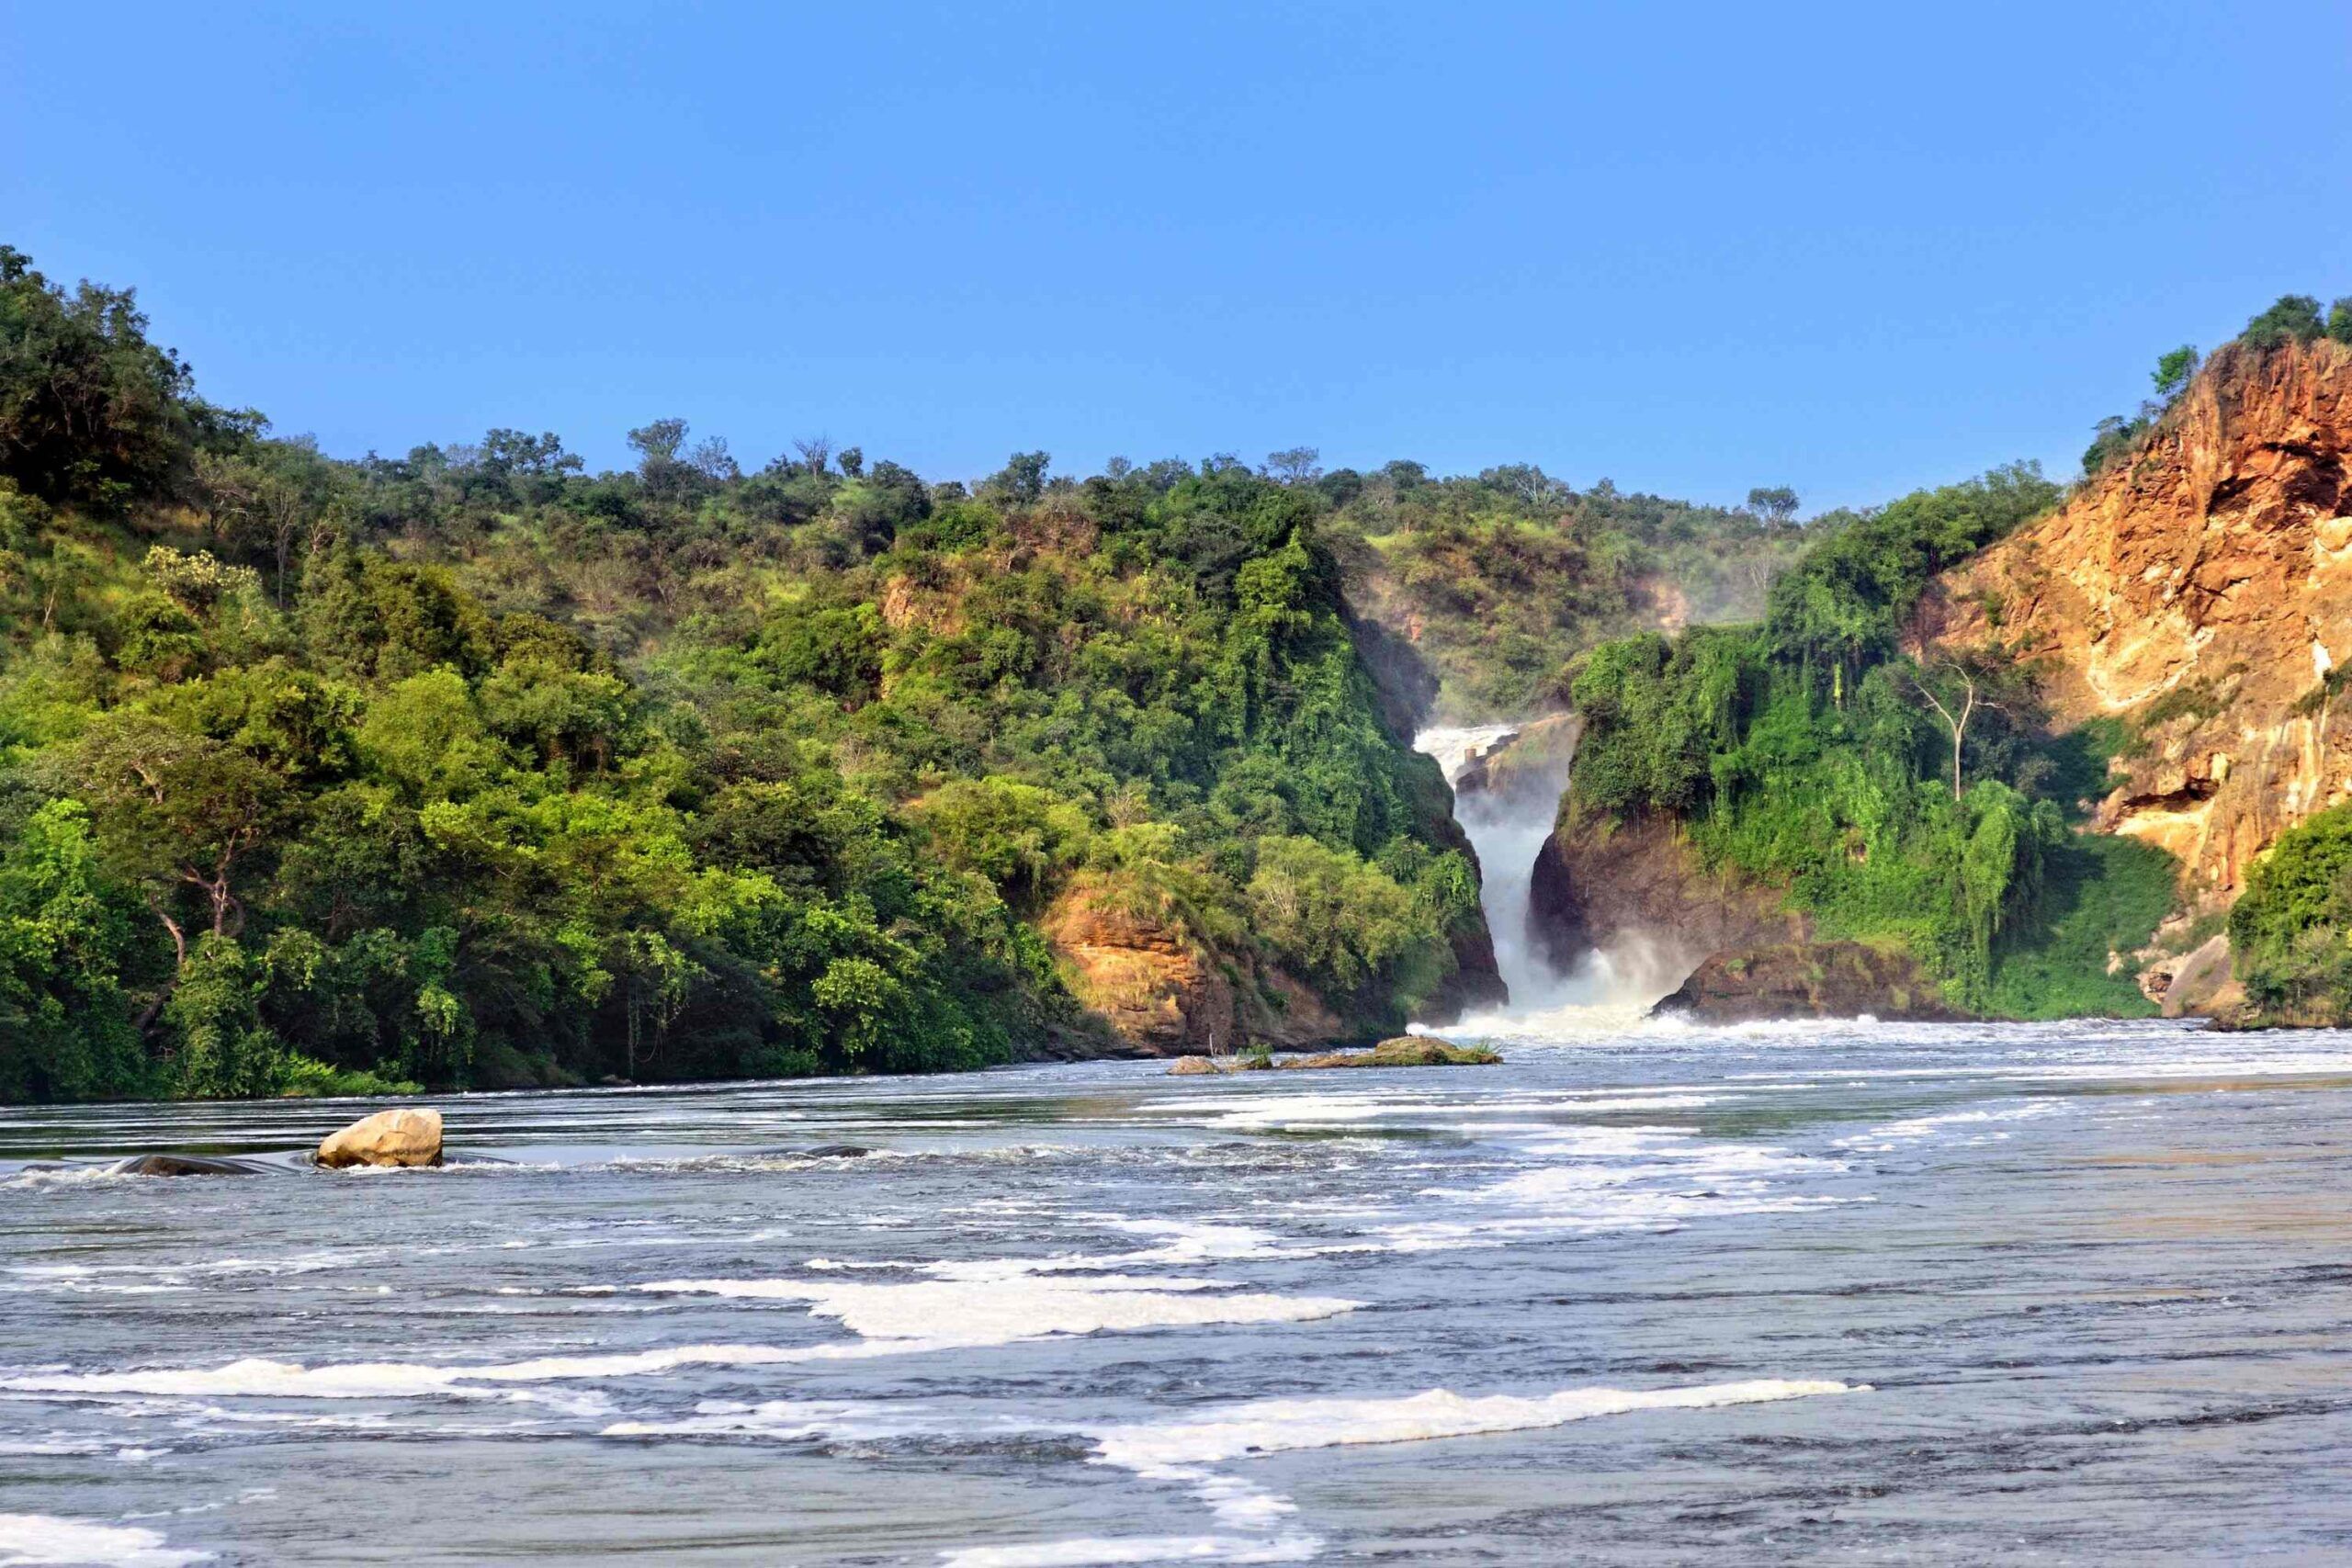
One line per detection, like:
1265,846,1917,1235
1925,337,2352,905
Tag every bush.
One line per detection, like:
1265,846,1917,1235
2230,803,2352,1021
2242,294,2326,351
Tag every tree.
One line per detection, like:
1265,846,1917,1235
70,713,288,983
2152,344,2200,400
0,245,199,507
987,450,1051,505
1266,446,1322,485
1909,667,1984,808
2243,295,2324,350
1747,486,1800,526
197,451,311,604
628,418,693,496
478,429,580,479
2330,299,2352,346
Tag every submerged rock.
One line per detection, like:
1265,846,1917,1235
799,1144,874,1159
106,1154,266,1177
1651,942,1969,1024
316,1108,443,1169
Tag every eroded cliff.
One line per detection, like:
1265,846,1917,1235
1923,337,2352,905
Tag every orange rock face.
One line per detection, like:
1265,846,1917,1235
1923,338,2352,901
1041,879,1345,1055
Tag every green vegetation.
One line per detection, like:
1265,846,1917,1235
2241,294,2327,351
2229,804,2352,1024
1331,463,1812,716
2082,295,2349,480
1566,465,2175,1017
0,246,1487,1100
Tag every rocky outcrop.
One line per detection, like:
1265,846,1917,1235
1166,1037,1502,1074
1529,811,1805,981
2141,932,2248,1023
1453,714,1582,811
1650,941,1968,1024
1041,879,1350,1057
1924,337,2352,905
316,1108,443,1168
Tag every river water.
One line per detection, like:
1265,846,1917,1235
6,1019,2352,1564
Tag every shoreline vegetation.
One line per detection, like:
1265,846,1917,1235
5,244,2350,1100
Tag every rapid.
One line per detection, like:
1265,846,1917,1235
0,734,2348,1562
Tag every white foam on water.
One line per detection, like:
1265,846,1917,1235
1837,1100,2067,1152
998,1377,1861,1568
636,1274,1361,1345
1367,1124,1853,1251
0,1512,209,1567
601,1398,888,1441
940,1535,1315,1567
0,1343,904,1403
1091,1379,1864,1472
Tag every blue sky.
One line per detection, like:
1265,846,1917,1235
6,1,2346,511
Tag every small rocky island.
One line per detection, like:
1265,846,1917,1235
1168,1037,1501,1075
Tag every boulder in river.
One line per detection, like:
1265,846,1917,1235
107,1154,265,1177
316,1108,443,1168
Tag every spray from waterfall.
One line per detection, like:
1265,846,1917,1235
1416,722,1675,1036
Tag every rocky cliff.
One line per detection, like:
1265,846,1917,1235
1652,941,1967,1025
1528,810,1805,982
1924,337,2352,907
1040,880,1349,1057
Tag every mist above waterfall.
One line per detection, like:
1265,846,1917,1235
1417,722,1673,1033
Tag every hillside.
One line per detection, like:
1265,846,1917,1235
0,245,1508,1100
1925,330,2352,1018
1925,335,2352,898
1540,300,2352,1024
1330,468,1811,719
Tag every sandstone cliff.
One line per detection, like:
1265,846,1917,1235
1040,878,1352,1057
1924,337,2352,905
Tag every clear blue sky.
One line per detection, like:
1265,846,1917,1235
6,1,2346,511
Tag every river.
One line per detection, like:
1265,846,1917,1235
6,734,2352,1563
7,1020,2352,1564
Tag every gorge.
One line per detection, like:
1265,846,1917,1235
7,246,2352,1103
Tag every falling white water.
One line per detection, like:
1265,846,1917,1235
1416,723,1675,1036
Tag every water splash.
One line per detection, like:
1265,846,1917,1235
1417,723,1673,1035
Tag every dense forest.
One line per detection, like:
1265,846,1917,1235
3,244,1819,1101
0,245,1527,1100
9,245,2345,1101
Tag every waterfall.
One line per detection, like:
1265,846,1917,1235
1416,722,1670,1034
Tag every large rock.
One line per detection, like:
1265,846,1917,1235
1650,942,1969,1024
1041,877,1350,1057
2144,931,2249,1023
1530,811,1804,980
316,1108,443,1169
